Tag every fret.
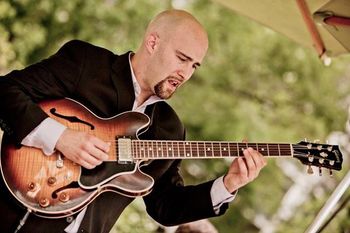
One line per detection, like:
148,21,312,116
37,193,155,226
141,141,145,159
221,142,229,157
172,141,176,158
163,141,167,158
176,141,181,158
258,143,268,156
179,141,185,158
280,144,292,156
219,143,222,157
142,141,146,159
153,141,159,158
146,141,150,159
267,144,270,157
209,142,214,157
150,141,154,158
277,144,281,157
185,142,191,158
237,143,244,157
198,142,205,157
191,142,198,157
230,143,238,157
236,143,241,157
165,141,169,158
147,141,151,158
151,141,156,158
214,143,220,157
269,144,279,157
169,141,173,158
196,142,200,157
156,141,160,158
247,143,256,151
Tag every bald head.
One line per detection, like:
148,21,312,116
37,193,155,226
145,10,208,45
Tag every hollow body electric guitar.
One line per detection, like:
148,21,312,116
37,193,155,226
0,98,343,219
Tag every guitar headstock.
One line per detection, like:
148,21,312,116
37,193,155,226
292,141,343,175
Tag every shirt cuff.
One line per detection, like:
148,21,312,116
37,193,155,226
211,176,237,214
21,117,66,155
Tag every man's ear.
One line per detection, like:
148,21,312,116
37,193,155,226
145,33,159,54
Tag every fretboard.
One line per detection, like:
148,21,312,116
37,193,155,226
131,140,293,159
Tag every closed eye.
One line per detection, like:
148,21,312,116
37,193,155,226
177,56,186,62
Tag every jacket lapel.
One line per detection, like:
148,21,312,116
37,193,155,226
111,52,135,113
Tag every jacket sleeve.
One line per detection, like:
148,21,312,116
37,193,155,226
143,160,228,226
0,40,87,143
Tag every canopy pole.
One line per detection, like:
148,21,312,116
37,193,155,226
295,0,326,57
305,170,350,233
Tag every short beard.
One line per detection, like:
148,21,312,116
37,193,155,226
154,78,175,99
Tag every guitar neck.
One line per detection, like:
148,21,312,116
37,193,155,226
131,140,293,159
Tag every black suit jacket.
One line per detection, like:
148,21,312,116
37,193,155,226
0,40,228,233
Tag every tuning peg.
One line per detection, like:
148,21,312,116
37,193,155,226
329,169,333,177
308,155,314,162
319,167,322,176
307,165,314,174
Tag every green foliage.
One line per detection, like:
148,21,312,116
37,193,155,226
1,0,349,232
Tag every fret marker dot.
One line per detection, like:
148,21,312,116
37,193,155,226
141,148,144,151
169,148,172,151
149,148,152,151
158,148,161,151
223,148,227,151
261,148,265,151
186,153,190,156
186,142,189,145
207,148,211,151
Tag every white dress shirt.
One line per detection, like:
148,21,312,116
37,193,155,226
21,53,235,233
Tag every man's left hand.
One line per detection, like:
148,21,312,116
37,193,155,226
223,147,267,193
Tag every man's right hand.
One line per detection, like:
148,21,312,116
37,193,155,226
55,129,110,169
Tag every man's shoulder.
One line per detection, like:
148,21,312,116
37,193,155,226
59,39,115,57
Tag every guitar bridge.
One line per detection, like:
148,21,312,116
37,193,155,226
117,138,133,164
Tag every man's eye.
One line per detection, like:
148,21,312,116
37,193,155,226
177,56,186,61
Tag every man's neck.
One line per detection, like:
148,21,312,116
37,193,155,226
130,52,154,107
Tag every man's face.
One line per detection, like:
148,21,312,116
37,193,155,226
147,27,208,99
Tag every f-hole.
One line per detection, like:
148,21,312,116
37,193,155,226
50,108,95,130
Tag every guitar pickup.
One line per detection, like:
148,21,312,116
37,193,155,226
117,138,133,164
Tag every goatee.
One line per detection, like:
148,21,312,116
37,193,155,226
154,78,175,99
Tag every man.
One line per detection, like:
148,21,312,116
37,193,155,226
0,9,266,233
